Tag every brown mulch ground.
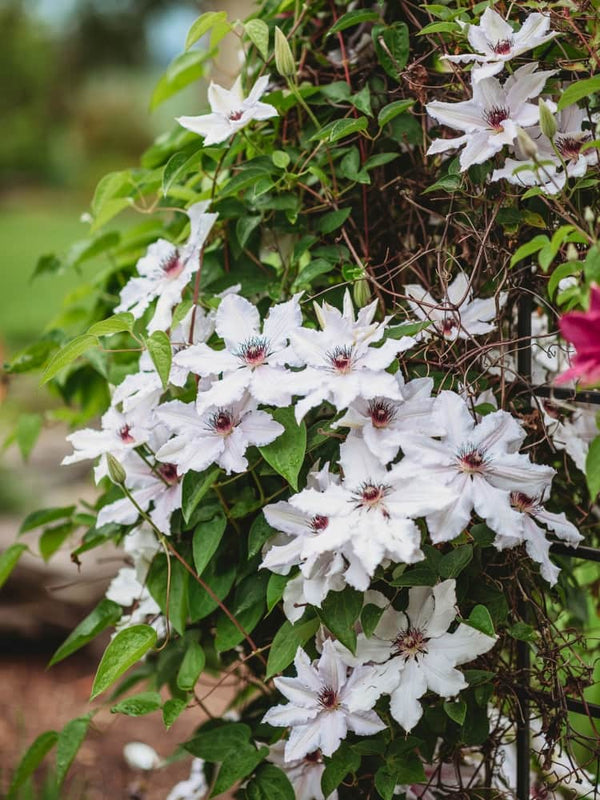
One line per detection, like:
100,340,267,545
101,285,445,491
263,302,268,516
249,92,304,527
0,647,235,800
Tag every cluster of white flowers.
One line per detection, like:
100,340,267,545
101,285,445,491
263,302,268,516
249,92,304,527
57,60,590,800
427,8,598,192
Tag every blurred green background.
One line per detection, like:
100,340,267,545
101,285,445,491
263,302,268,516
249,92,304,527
0,0,203,356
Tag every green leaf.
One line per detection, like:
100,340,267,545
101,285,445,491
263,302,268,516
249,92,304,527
88,313,135,337
372,22,409,81
162,152,190,197
177,640,206,691
586,435,600,499
185,722,253,761
266,616,320,679
0,544,28,590
15,413,42,461
318,587,363,654
20,505,75,534
188,550,236,621
558,76,600,110
91,197,133,232
55,716,91,788
322,742,360,797
247,764,295,800
374,766,396,800
248,514,277,559
245,18,270,60
236,214,262,248
267,572,290,612
465,605,495,638
361,603,384,638
508,622,538,643
182,466,221,524
378,99,414,127
186,11,230,50
272,149,290,169
214,572,268,652
328,10,380,35
111,691,162,716
317,207,352,235
42,334,99,383
439,545,473,578
163,697,188,728
7,731,58,799
146,330,172,389
39,522,73,561
193,511,227,576
259,407,306,491
49,598,123,666
386,740,427,784
65,231,121,269
350,85,373,117
91,624,157,699
509,234,549,268
212,746,268,796
418,20,461,34
444,698,467,725
313,116,369,143
91,170,131,218
31,253,62,280
151,49,214,111
147,555,189,635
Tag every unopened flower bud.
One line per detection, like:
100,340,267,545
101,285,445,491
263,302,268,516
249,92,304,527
123,742,163,771
107,453,127,485
516,127,538,161
538,99,557,140
584,206,595,224
353,278,372,308
566,243,579,262
274,27,295,78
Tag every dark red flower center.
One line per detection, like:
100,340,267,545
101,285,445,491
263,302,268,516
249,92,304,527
393,627,428,659
511,491,535,513
229,110,244,121
118,425,135,444
160,249,184,279
158,463,179,485
353,482,390,516
311,514,329,532
237,336,269,367
555,135,584,160
485,105,510,131
491,39,512,55
328,345,354,374
318,687,339,710
210,409,235,436
441,317,458,336
457,446,487,474
304,750,322,764
368,399,395,428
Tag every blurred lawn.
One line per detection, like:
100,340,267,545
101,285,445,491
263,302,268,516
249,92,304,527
0,192,90,353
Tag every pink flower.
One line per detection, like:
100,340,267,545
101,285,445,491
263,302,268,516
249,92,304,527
557,285,600,386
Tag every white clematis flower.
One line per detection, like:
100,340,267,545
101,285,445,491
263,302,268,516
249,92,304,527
334,375,440,465
115,202,218,333
443,9,557,83
155,393,283,475
106,566,165,636
541,400,598,473
345,580,496,732
262,639,387,762
491,105,598,194
175,293,303,411
426,64,555,171
166,759,208,800
393,391,555,546
510,491,582,585
267,742,337,800
285,438,453,591
405,273,507,341
177,75,278,145
62,407,153,483
290,293,414,422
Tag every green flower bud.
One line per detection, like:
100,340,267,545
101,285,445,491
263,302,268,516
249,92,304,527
353,277,372,308
107,453,127,485
516,127,538,161
274,27,295,78
538,99,557,140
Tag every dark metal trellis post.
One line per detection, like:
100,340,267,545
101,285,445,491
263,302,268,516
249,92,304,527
515,281,600,799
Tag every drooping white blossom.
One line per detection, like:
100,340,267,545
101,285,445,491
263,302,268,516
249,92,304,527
393,391,555,546
405,273,507,341
175,293,303,411
267,742,337,800
177,75,278,145
115,202,218,333
334,375,440,464
541,399,598,473
491,105,598,193
342,580,496,732
290,293,414,422
166,759,208,800
155,393,283,475
426,64,555,171
262,640,387,762
443,9,557,83
509,491,582,585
